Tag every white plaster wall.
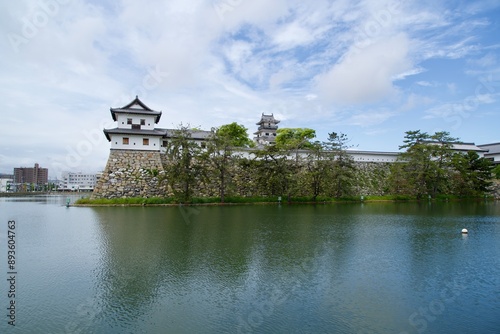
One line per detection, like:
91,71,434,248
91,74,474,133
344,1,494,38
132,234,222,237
116,114,156,130
110,134,161,151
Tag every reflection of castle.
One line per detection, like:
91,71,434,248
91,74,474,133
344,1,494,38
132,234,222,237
253,113,280,146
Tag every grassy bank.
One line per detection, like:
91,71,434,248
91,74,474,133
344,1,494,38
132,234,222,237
73,194,494,206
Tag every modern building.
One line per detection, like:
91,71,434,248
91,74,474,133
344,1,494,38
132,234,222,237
13,163,48,185
0,177,13,192
59,172,98,191
253,113,280,146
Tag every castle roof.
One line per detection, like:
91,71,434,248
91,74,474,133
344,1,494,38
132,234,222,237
103,127,212,142
256,113,279,125
103,128,167,141
110,96,162,123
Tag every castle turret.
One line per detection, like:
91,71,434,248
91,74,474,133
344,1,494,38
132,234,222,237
103,96,165,151
92,97,167,199
253,113,280,145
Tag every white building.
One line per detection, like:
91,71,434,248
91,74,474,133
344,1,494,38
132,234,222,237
0,178,13,192
59,172,97,191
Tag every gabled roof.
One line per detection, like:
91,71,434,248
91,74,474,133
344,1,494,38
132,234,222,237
122,95,153,110
110,96,162,123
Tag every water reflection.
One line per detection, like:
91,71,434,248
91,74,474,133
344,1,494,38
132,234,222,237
2,197,497,333
87,202,499,333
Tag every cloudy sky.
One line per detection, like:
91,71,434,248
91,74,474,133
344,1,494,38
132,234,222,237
1,0,500,178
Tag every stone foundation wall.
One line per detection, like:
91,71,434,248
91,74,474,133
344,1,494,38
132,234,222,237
91,149,169,199
92,150,396,199
489,180,500,199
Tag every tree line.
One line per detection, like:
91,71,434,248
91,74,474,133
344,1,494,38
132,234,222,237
161,124,495,202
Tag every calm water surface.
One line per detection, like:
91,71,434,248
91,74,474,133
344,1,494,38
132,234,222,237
0,195,499,333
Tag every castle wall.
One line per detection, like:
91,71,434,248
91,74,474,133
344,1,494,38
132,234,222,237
91,149,168,199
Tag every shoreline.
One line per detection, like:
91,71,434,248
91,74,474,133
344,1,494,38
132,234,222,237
72,197,497,207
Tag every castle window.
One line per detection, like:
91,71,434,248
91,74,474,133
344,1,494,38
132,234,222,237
140,119,145,125
123,137,129,145
127,118,132,125
143,138,149,145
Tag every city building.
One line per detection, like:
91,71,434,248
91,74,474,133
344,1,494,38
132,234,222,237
13,163,48,185
59,172,98,191
0,177,13,192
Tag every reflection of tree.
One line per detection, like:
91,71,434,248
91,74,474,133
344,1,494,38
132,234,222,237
91,205,374,331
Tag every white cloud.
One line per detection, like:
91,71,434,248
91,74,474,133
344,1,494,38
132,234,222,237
1,0,500,176
416,81,434,87
316,34,414,104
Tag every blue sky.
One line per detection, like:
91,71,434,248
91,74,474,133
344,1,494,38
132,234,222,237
1,0,500,178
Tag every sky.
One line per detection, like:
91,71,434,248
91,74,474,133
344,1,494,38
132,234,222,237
1,0,500,178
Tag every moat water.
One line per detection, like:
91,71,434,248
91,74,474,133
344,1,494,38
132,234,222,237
0,195,499,333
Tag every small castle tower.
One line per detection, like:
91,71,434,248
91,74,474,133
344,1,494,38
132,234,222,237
253,113,280,146
92,97,168,199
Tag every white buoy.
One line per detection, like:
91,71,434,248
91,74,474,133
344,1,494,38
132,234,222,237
461,228,468,234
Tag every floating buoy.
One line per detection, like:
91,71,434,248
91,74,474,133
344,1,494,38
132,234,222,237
461,228,468,234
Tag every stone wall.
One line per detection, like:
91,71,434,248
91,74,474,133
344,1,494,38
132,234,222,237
489,180,500,199
353,162,392,196
92,149,396,199
91,149,169,199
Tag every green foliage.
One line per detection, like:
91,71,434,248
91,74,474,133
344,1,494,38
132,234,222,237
493,164,500,179
216,122,254,148
164,124,204,202
275,128,316,149
451,151,493,195
393,130,493,197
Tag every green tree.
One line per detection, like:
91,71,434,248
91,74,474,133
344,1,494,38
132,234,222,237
322,132,356,197
203,123,253,203
303,141,330,200
216,122,254,148
164,125,203,202
276,128,316,157
493,164,500,179
253,145,293,198
428,131,458,195
398,130,457,198
451,151,493,195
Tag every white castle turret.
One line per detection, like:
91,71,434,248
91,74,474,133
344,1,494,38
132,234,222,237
253,113,279,145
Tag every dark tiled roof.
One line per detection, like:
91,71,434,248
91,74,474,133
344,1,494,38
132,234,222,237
110,96,162,123
164,129,212,140
103,127,212,141
103,128,167,141
121,96,153,110
256,113,280,125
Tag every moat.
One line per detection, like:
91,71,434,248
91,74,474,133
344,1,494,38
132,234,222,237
1,195,499,333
